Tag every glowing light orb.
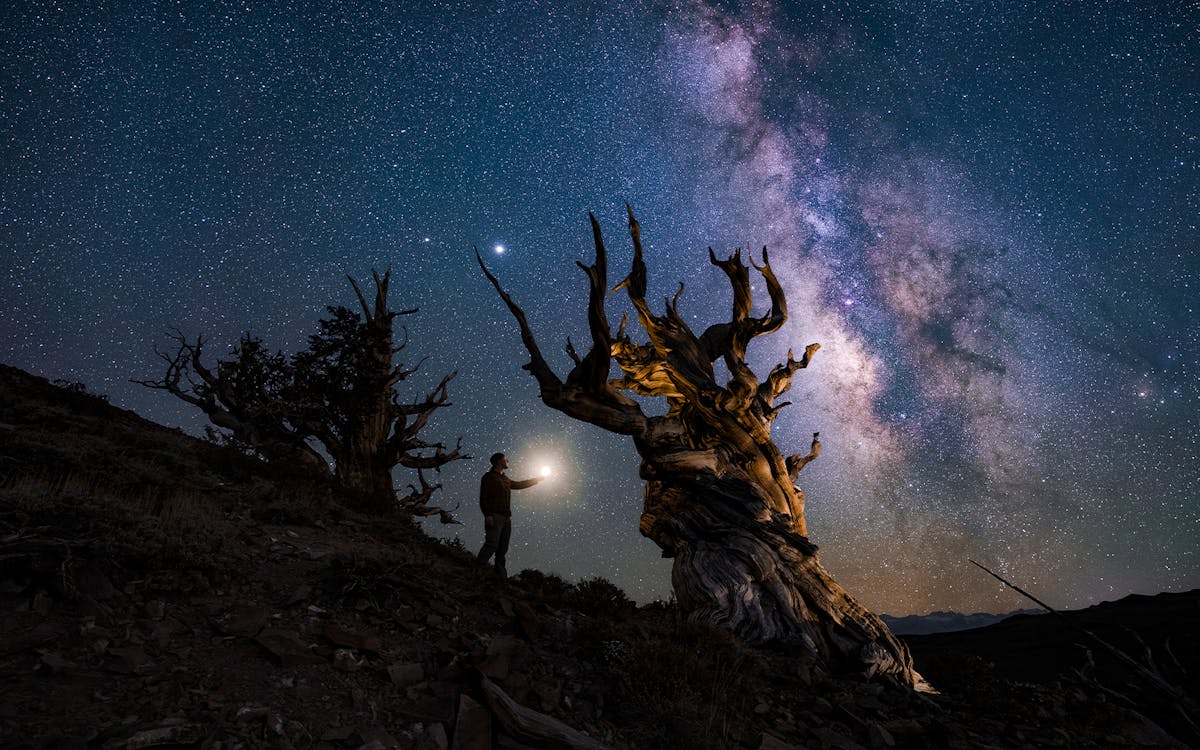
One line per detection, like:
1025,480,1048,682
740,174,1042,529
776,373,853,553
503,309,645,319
494,244,505,254
540,465,552,477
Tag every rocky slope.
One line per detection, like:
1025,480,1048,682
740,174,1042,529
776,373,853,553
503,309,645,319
1,364,1196,749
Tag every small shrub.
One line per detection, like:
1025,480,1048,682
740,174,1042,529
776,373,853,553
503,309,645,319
50,378,109,404
434,534,475,563
512,569,573,599
315,552,413,611
565,576,635,617
639,593,678,612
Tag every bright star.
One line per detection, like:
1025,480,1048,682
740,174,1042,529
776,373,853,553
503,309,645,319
495,244,505,254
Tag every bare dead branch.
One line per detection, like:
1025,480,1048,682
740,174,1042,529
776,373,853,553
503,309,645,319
476,248,563,391
786,433,822,480
565,337,582,366
389,355,427,387
397,436,467,470
478,243,647,436
759,343,821,407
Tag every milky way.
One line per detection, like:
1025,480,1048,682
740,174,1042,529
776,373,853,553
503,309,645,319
2,0,1196,614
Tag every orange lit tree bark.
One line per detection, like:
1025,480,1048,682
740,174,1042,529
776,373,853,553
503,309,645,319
479,209,916,684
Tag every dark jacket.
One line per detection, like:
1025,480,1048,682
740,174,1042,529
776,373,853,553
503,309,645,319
479,469,537,517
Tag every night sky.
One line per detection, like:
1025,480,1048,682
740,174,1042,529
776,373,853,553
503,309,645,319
3,1,1197,616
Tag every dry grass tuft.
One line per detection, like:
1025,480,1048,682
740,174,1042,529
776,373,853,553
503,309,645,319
1,469,224,530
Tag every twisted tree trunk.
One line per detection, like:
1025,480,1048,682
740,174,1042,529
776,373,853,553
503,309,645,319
636,434,908,677
480,208,917,685
316,269,467,516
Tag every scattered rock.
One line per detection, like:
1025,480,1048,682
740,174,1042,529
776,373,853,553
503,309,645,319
794,659,814,687
450,694,491,750
511,600,541,641
866,721,895,749
217,604,270,637
105,644,149,674
32,589,53,614
73,566,116,600
324,622,383,652
143,600,165,620
389,661,425,686
284,584,311,606
77,596,116,625
533,679,561,712
105,719,206,749
479,651,511,680
237,705,286,735
254,629,325,666
334,648,365,672
759,733,804,750
352,725,403,749
487,635,525,658
415,722,449,750
880,719,922,741
2,612,66,654
37,650,76,673
813,726,868,750
1109,710,1190,749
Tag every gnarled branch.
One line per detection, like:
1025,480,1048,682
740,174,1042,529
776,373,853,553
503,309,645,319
477,238,648,437
786,433,822,480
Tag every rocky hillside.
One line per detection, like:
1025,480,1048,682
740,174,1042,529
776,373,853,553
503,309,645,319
1,363,1196,749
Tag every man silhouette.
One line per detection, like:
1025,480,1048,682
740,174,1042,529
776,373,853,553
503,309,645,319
476,452,542,580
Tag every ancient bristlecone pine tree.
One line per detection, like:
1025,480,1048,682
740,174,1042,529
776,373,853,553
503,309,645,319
479,209,916,684
137,269,465,519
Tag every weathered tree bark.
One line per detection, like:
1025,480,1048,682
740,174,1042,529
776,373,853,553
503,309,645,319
479,209,917,685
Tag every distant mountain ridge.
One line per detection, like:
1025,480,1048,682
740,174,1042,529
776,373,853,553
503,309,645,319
881,608,1045,635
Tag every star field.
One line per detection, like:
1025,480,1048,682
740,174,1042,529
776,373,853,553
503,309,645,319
2,0,1196,614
